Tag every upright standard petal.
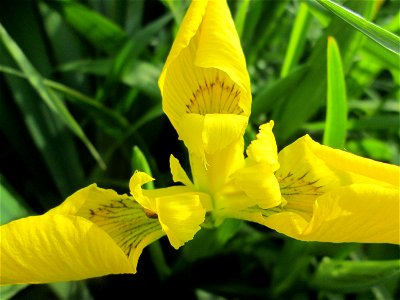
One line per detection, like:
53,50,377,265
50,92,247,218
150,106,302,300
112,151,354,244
159,0,251,154
0,185,165,285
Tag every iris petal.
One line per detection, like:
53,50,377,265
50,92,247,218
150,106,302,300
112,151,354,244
246,121,280,171
0,184,166,285
159,0,251,135
0,214,132,285
232,161,281,209
263,184,399,243
129,172,209,248
170,155,194,188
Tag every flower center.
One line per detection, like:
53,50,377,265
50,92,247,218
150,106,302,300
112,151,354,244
186,75,244,115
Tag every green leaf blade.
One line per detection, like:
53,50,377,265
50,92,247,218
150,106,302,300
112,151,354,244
323,36,347,148
316,0,400,55
0,24,105,169
280,2,312,78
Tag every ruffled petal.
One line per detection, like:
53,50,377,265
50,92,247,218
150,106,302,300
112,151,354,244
129,172,209,248
232,161,281,209
262,184,399,244
156,194,206,249
0,214,133,285
159,0,251,133
129,172,157,212
246,121,279,171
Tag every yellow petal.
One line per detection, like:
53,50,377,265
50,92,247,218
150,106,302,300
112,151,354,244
74,186,165,272
232,161,281,209
129,171,157,212
0,184,166,285
159,0,251,133
246,121,280,171
129,172,209,247
262,184,400,244
304,135,400,186
277,135,398,197
178,113,206,161
179,113,247,160
156,194,206,249
170,154,194,188
0,214,133,285
203,114,248,154
189,127,245,195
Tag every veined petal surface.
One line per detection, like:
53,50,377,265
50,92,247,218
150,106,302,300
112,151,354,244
258,135,400,244
0,214,133,285
263,184,399,243
159,0,251,134
1,185,165,285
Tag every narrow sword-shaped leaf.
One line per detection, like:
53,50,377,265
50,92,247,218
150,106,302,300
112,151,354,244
0,65,129,130
234,0,251,39
0,24,105,169
280,2,312,77
44,0,126,54
274,0,375,142
0,175,32,225
316,0,400,55
323,36,347,148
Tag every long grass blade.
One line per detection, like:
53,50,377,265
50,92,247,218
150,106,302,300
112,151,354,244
0,24,106,169
0,65,129,130
280,2,312,77
234,0,251,39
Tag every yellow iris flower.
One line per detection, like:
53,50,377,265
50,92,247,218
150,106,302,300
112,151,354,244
1,0,399,285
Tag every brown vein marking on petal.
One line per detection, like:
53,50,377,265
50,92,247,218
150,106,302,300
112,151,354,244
80,197,162,258
186,75,244,115
278,171,326,196
143,208,158,219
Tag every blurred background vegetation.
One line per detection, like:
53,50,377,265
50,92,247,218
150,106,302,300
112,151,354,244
0,0,399,299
